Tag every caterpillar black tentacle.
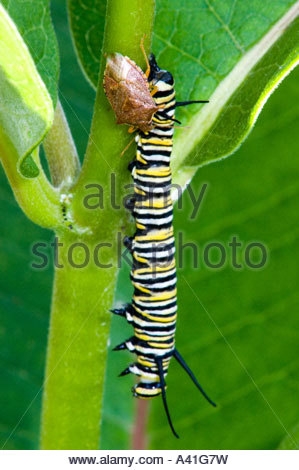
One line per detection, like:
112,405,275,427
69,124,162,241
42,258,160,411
105,52,214,438
175,100,209,107
156,357,179,439
173,349,216,407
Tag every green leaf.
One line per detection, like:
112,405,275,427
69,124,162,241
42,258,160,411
1,0,299,451
0,4,61,229
0,0,59,104
67,0,107,88
278,422,299,449
147,64,299,449
0,4,54,164
0,175,53,449
170,2,299,187
101,60,299,450
19,154,40,178
67,0,299,192
99,63,299,450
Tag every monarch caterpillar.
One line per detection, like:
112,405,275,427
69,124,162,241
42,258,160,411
104,52,215,438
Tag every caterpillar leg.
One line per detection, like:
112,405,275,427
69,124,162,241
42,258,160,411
113,335,139,352
128,159,136,172
124,196,136,212
123,235,134,252
110,303,134,323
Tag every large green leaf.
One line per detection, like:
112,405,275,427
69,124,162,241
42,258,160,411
150,66,299,449
67,0,106,88
68,0,299,191
171,8,299,185
0,1,94,449
101,65,299,449
0,180,53,449
0,4,54,165
52,2,95,159
1,0,299,451
279,422,299,449
0,0,59,104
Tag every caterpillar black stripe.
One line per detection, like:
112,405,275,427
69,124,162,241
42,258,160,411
105,53,215,438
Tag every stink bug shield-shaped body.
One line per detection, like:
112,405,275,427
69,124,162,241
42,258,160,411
103,53,158,133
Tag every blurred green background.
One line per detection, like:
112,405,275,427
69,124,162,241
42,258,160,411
0,1,299,449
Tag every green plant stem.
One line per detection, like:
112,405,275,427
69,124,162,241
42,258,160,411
72,0,156,230
43,100,80,188
0,139,61,229
40,232,118,449
40,0,156,449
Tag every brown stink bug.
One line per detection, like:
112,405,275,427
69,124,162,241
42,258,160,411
103,53,158,133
